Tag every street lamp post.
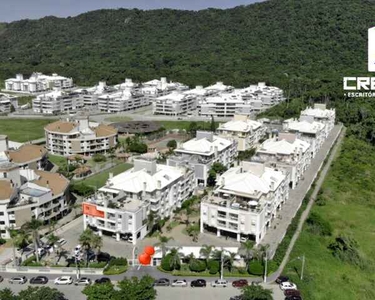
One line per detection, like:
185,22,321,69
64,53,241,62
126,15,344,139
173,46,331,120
300,254,305,280
132,246,138,268
263,252,268,283
220,251,224,280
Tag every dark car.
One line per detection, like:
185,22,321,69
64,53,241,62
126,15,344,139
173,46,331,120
95,277,111,284
229,296,243,300
30,276,48,284
276,275,289,284
191,279,206,287
284,289,301,297
285,296,302,300
153,278,170,286
97,252,111,262
232,279,248,288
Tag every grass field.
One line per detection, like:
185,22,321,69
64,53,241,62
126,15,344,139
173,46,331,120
48,154,67,169
284,137,375,300
156,120,219,131
0,118,55,142
79,163,133,188
104,116,133,122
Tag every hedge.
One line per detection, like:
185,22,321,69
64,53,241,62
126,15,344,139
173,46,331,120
161,254,180,271
207,259,219,274
248,260,263,276
189,259,206,272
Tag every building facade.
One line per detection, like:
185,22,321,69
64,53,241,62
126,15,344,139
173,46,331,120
83,158,196,244
0,93,18,113
153,91,197,115
200,161,289,244
5,73,73,93
45,118,118,156
300,104,336,136
217,115,266,151
98,89,149,113
32,89,83,114
167,131,237,186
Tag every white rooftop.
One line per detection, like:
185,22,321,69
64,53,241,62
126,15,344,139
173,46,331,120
260,137,310,155
284,119,325,134
218,116,263,132
205,81,233,92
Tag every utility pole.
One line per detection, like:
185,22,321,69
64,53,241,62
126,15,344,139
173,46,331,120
220,251,224,280
132,246,138,268
75,254,80,280
263,252,268,283
300,254,305,280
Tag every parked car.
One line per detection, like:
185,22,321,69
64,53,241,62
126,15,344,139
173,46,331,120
74,277,92,286
54,276,73,285
229,296,243,300
284,289,301,297
95,277,111,284
153,278,170,286
191,279,206,287
37,248,46,256
276,275,290,284
30,276,48,284
280,282,297,291
56,238,67,247
74,245,82,255
285,296,302,300
171,279,187,287
97,252,111,262
0,276,3,283
211,279,228,288
232,279,248,288
9,276,27,284
127,235,134,243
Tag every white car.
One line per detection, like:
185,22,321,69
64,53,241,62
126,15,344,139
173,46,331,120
54,276,73,285
9,276,27,284
37,248,46,256
74,277,92,286
280,281,297,290
211,279,228,287
56,238,67,247
171,279,187,287
74,245,82,255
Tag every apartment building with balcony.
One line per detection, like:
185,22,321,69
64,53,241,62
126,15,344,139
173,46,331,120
45,118,117,156
217,115,266,151
141,77,189,100
204,82,234,95
98,88,149,113
153,91,197,115
4,73,73,93
0,93,18,113
32,89,83,114
167,131,237,186
83,158,196,244
300,104,336,135
283,118,326,158
0,162,69,239
252,133,311,189
200,161,289,244
75,81,117,108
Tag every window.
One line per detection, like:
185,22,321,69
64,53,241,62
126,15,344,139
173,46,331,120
0,230,6,233
0,212,4,216
10,220,15,224
0,221,4,225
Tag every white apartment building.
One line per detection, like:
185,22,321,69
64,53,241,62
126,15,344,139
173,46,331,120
167,131,237,186
217,115,266,151
239,82,285,108
0,162,69,239
5,73,73,93
45,118,118,156
300,104,336,135
83,158,196,244
204,82,234,95
141,77,188,100
200,161,289,244
0,93,18,113
113,78,139,90
32,89,83,114
76,81,117,108
153,91,197,115
98,89,149,113
283,118,326,158
253,133,311,189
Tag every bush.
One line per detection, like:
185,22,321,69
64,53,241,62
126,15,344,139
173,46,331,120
70,182,95,196
189,259,206,273
248,260,264,276
92,154,106,162
167,140,177,149
207,259,220,274
89,261,107,268
109,257,128,267
306,212,332,236
0,238,6,245
161,254,174,271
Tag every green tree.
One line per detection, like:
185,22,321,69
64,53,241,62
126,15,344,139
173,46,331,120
239,240,255,266
167,248,182,270
0,288,17,300
154,235,174,257
186,224,200,242
79,229,95,266
91,234,103,255
199,244,214,263
116,275,157,300
188,122,198,136
18,286,68,300
22,219,44,263
207,163,227,186
210,115,216,132
83,281,116,300
241,283,273,300
166,139,177,149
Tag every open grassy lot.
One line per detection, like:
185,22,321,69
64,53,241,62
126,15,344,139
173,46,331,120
0,118,55,142
48,154,67,169
284,137,375,300
79,163,133,189
156,120,219,131
104,116,133,123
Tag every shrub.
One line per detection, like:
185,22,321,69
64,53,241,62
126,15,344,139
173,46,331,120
161,254,174,271
109,257,127,267
248,260,264,276
207,259,219,274
306,212,332,236
167,140,177,149
89,261,107,268
328,234,365,268
189,259,206,273
70,182,94,196
92,154,106,162
0,238,6,245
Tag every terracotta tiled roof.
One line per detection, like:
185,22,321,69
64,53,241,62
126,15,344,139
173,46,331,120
33,171,69,196
0,180,14,200
45,120,77,133
94,124,117,137
7,144,48,164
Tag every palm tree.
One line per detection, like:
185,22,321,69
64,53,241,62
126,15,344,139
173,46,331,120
91,234,103,255
239,240,255,266
48,219,57,233
200,244,213,263
22,218,44,262
7,227,20,266
154,235,174,257
79,229,94,266
224,252,236,273
186,224,199,242
253,244,270,261
168,248,182,270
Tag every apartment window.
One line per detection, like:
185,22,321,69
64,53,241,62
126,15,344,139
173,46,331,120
10,220,15,224
0,221,4,225
0,230,5,233
0,212,4,216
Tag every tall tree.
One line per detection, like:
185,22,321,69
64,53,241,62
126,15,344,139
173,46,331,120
199,244,214,263
239,240,255,266
79,229,94,266
18,286,68,300
91,234,103,255
22,219,44,262
241,284,273,300
154,235,174,257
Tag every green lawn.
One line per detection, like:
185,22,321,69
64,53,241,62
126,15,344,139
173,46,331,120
284,137,375,300
0,118,55,142
48,154,67,169
104,116,133,122
156,120,220,131
79,163,133,189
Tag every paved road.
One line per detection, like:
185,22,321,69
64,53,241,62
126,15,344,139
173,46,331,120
260,124,343,256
